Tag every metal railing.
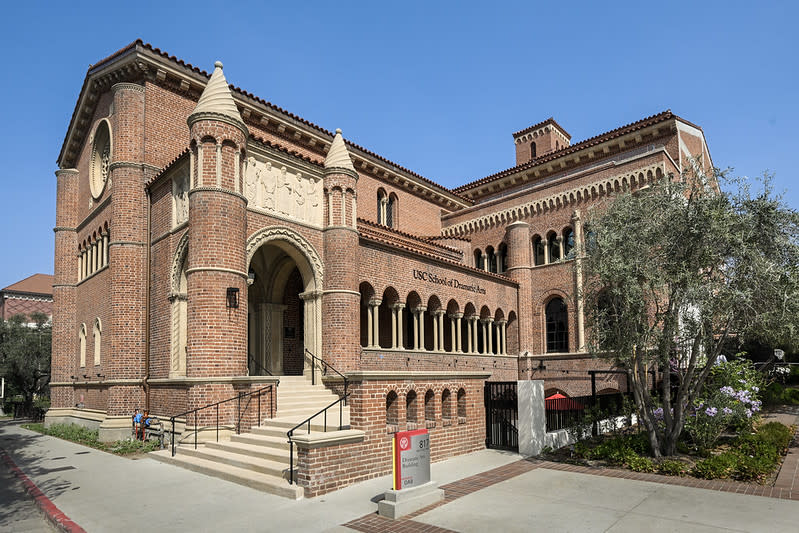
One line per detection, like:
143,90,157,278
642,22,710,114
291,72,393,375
168,384,276,457
248,353,273,376
286,393,350,485
305,348,348,403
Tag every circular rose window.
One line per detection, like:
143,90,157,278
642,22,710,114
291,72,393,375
90,119,112,199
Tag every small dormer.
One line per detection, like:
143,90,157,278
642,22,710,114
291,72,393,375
512,118,571,166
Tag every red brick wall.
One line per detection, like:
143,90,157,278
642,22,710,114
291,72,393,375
296,377,485,497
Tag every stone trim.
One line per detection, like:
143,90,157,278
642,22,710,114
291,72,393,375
187,111,249,136
50,378,141,386
339,370,492,381
442,161,666,236
290,429,365,449
322,226,359,234
53,226,76,232
108,161,161,173
185,266,247,278
111,82,145,94
322,289,361,297
52,283,77,289
109,241,146,246
188,186,248,203
323,166,358,179
147,376,280,385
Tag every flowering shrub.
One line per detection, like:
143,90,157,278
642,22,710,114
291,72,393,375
684,359,764,449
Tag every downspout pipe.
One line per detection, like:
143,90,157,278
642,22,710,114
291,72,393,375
144,187,151,410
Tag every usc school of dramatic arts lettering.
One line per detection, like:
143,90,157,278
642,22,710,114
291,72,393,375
48,41,712,497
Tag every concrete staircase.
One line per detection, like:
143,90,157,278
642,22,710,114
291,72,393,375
150,375,350,499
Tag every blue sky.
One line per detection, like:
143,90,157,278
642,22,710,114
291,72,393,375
0,1,796,288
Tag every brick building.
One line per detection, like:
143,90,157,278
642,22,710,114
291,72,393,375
0,274,53,322
47,41,711,497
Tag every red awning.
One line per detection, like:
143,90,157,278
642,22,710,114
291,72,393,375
545,393,585,411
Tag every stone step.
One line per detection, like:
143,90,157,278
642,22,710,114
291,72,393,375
276,399,347,412
231,432,291,450
204,440,291,463
149,450,303,499
277,389,340,400
178,445,290,479
251,423,347,439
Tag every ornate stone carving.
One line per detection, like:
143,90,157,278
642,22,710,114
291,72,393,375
245,226,323,289
245,157,322,226
90,119,112,199
172,165,190,226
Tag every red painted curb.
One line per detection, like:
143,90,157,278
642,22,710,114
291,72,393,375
0,447,86,533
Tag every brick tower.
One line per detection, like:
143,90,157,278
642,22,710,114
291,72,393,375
101,82,149,440
321,130,360,371
185,62,249,412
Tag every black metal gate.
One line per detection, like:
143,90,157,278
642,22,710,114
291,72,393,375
484,381,518,451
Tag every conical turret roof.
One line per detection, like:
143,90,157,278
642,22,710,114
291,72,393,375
189,61,245,128
324,129,355,172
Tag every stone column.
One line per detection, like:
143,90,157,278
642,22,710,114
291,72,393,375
437,312,446,352
542,237,550,265
432,311,440,351
453,313,463,353
370,299,381,348
391,305,398,349
573,210,586,352
482,252,489,272
396,303,405,349
557,235,564,261
412,308,422,350
418,306,426,350
471,317,479,354
486,318,495,354
366,302,374,348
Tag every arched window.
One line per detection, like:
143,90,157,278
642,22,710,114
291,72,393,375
377,189,387,225
533,235,545,266
547,231,560,263
79,324,87,367
441,389,452,420
474,249,483,270
457,388,467,421
424,389,435,425
497,243,507,273
530,141,537,159
486,246,497,273
545,298,568,353
387,193,398,228
563,227,574,258
584,223,596,253
93,318,102,365
406,390,418,425
386,390,399,426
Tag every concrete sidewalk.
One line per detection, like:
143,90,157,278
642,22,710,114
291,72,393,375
3,419,799,532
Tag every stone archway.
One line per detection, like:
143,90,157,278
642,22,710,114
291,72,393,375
246,227,323,377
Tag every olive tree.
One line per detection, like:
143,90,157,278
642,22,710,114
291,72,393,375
0,312,51,412
582,169,799,456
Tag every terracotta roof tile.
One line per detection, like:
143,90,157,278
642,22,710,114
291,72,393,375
512,117,571,139
455,110,676,194
2,274,54,296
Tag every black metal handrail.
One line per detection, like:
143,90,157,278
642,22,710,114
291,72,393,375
168,384,276,457
286,393,350,485
305,348,348,403
248,353,273,376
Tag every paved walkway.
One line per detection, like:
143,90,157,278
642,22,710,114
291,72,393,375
3,416,799,532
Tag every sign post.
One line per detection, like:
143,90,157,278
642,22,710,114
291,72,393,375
379,428,443,519
392,428,430,490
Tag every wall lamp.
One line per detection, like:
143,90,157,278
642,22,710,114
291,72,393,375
226,287,240,309
247,268,256,286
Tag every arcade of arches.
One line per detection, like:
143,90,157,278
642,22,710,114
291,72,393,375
359,282,518,356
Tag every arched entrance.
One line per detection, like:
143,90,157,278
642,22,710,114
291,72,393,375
246,227,323,377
